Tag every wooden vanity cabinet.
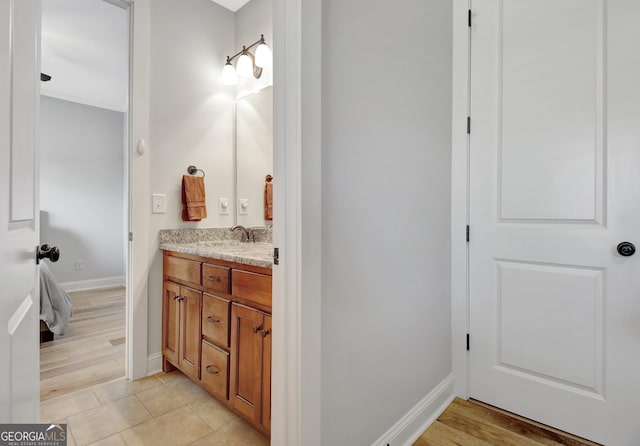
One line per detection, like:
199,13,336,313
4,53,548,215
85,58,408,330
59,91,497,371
162,281,201,380
162,250,272,436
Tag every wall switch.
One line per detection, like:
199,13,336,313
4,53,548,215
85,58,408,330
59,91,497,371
152,194,166,214
74,260,84,271
218,198,230,215
238,198,249,215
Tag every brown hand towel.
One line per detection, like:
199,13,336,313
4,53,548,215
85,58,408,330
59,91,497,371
182,175,207,221
264,175,273,221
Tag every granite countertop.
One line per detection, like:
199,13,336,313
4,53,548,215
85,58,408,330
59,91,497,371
159,228,273,268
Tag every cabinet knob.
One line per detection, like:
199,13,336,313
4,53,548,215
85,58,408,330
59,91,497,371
261,329,271,338
252,325,262,333
205,365,219,375
207,316,220,323
207,276,220,282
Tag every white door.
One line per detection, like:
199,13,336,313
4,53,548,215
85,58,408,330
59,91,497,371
469,1,640,444
0,0,42,423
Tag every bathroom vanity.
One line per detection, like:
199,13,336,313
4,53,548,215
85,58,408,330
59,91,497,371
160,231,272,435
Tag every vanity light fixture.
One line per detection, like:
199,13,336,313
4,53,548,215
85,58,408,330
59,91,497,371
222,34,272,86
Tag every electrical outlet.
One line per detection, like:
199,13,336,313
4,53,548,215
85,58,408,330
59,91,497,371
74,260,84,271
152,194,166,214
218,198,230,215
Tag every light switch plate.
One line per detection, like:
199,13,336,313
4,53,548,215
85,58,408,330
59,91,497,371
218,198,230,215
238,198,249,215
152,194,166,214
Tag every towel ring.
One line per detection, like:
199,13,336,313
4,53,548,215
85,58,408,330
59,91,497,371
187,165,205,178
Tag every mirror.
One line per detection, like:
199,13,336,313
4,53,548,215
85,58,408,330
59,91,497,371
235,86,273,227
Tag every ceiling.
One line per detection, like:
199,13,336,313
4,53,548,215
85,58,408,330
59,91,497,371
40,0,250,112
210,0,251,12
41,0,128,112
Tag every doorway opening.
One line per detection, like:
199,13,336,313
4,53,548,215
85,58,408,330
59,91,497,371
38,0,131,405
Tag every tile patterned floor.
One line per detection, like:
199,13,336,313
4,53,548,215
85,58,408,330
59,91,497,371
40,371,270,446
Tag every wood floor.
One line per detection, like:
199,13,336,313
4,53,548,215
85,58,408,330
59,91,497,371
40,286,126,401
414,398,601,446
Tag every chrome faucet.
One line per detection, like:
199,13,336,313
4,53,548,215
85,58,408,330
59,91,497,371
231,225,254,242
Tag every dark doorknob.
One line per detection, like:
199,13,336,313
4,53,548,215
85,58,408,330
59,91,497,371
617,242,636,257
37,244,60,264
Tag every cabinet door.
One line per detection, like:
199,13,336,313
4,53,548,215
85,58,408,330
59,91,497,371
179,286,202,380
162,281,180,367
230,303,264,424
261,315,272,433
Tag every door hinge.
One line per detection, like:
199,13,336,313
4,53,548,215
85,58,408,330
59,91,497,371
468,9,472,27
467,116,471,134
273,247,279,265
466,333,470,351
128,232,133,242
466,225,470,242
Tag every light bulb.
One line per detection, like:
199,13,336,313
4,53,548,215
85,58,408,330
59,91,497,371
254,43,272,68
222,61,237,85
237,53,253,78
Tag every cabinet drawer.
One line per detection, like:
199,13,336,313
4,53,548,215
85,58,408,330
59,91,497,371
200,340,229,401
165,256,201,286
231,270,272,307
202,293,230,347
202,264,230,294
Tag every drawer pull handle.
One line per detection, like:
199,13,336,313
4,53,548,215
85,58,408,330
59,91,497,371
207,316,220,323
205,365,219,375
262,329,271,338
207,276,220,282
252,325,262,333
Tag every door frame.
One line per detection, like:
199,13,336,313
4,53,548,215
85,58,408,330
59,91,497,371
115,0,320,439
272,0,322,444
98,0,149,381
451,0,471,400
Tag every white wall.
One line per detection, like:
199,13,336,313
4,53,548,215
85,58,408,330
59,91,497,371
146,0,236,356
40,96,125,287
320,0,453,444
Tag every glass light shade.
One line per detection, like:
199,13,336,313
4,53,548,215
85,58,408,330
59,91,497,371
254,43,272,68
236,54,254,78
222,62,238,85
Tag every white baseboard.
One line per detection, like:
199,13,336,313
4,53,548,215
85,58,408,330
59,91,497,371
61,276,125,292
147,352,163,376
372,373,455,446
